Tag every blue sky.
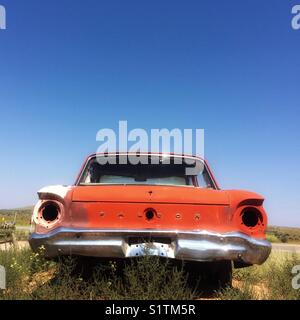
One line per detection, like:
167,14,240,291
0,0,299,227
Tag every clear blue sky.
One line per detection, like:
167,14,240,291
0,0,299,227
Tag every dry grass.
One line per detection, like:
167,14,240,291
218,251,300,300
0,249,299,300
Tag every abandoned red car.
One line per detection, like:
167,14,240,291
29,153,271,285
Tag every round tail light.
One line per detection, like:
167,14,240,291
241,208,263,228
41,203,60,222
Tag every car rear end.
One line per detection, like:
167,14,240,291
29,153,271,267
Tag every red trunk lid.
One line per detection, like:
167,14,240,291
72,185,229,205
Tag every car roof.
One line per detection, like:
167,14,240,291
86,152,205,162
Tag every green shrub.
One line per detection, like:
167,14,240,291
92,256,195,300
1,250,195,300
266,233,280,243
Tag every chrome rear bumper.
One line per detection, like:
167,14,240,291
29,228,271,265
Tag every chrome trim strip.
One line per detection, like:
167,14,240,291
29,227,271,265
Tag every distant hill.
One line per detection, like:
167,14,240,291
267,225,300,244
0,206,33,226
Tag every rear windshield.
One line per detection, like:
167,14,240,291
78,155,215,188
